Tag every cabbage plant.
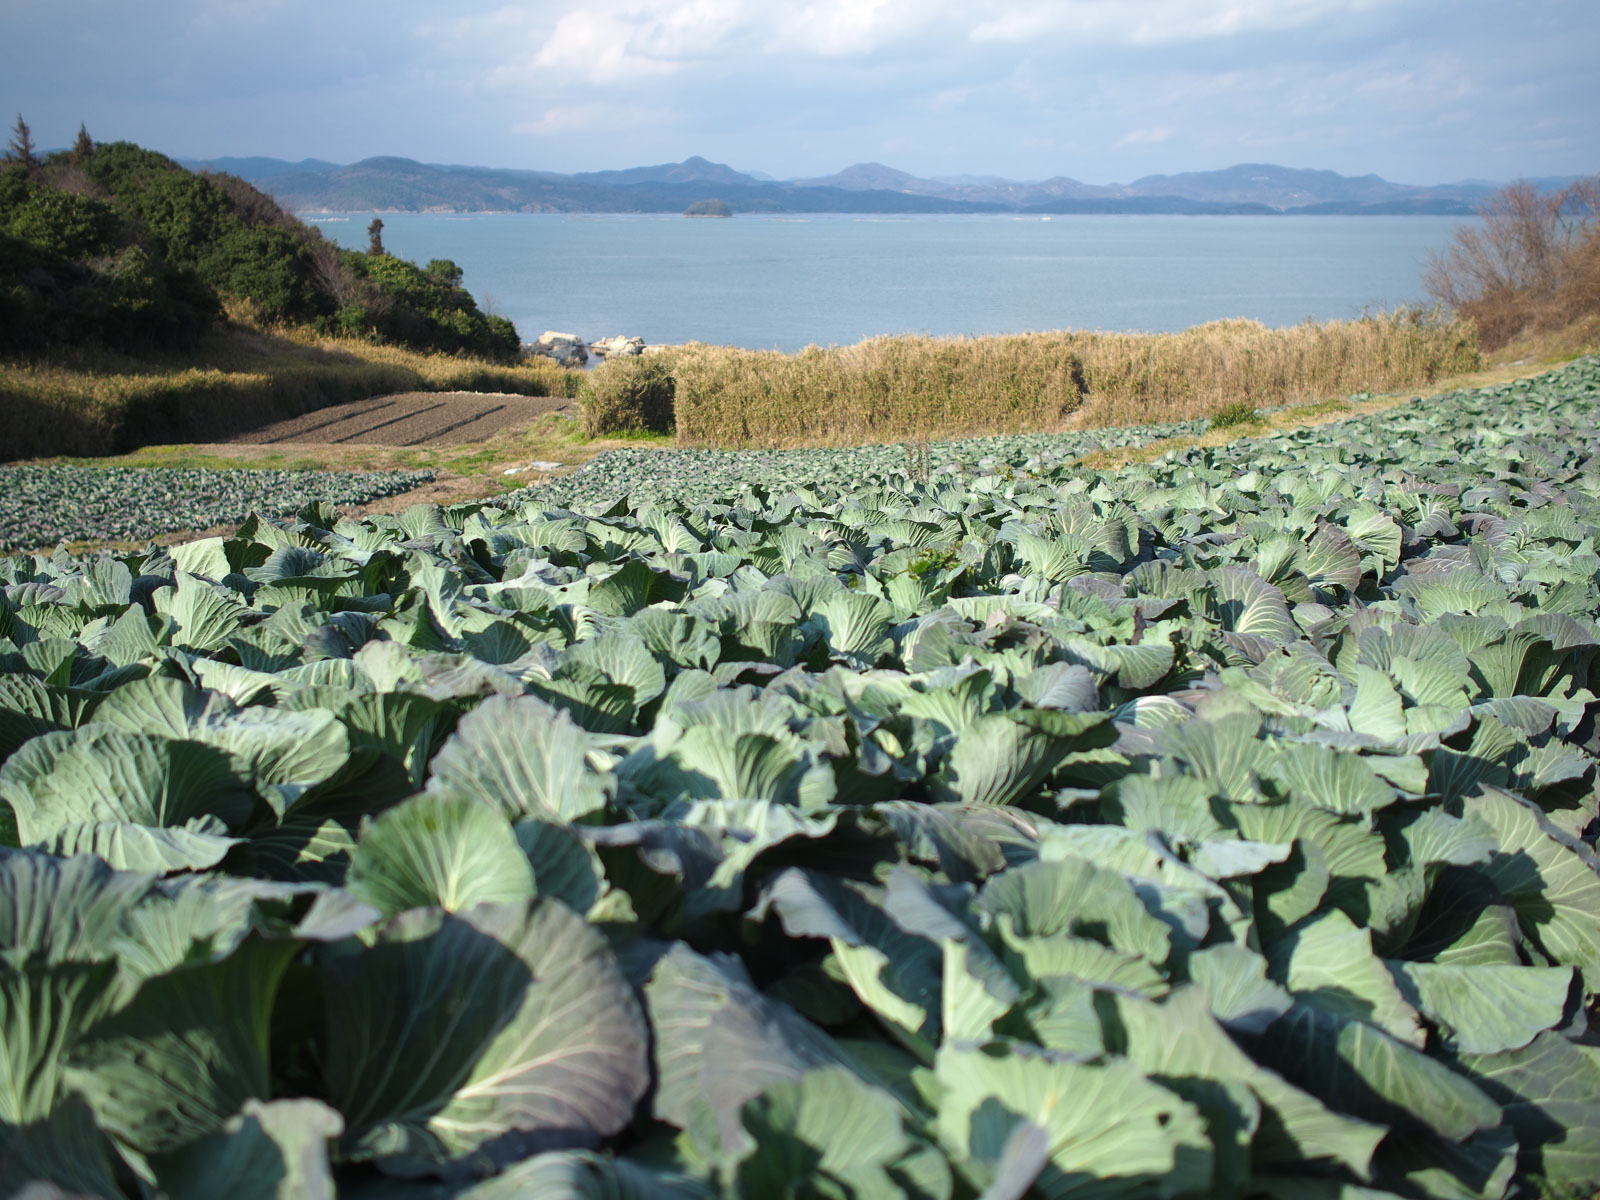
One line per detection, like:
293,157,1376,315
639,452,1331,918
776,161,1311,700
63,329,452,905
0,359,1598,1198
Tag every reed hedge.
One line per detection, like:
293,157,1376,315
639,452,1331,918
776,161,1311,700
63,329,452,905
656,333,1086,447
642,311,1479,447
578,358,677,436
1070,312,1480,428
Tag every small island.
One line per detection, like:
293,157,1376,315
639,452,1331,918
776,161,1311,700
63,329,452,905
683,197,732,218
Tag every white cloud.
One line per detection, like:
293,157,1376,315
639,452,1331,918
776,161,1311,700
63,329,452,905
421,1,766,89
1113,126,1173,148
419,0,971,91
970,0,1400,46
416,0,1408,103
1351,56,1473,103
768,0,959,58
926,85,977,113
510,101,670,135
529,10,686,84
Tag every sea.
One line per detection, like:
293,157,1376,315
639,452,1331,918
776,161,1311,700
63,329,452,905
304,212,1467,353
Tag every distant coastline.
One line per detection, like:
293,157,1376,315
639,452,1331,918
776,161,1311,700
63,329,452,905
299,205,1473,219
186,154,1528,218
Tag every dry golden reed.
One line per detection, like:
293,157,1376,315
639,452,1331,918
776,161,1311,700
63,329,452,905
0,329,579,461
650,311,1479,448
658,333,1085,447
1068,312,1479,427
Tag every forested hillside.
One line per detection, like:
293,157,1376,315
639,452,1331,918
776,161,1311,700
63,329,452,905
0,125,519,362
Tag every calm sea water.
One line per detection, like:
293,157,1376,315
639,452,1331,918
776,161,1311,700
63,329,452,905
307,212,1465,353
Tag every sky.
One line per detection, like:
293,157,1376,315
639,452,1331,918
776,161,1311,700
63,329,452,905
4,0,1597,185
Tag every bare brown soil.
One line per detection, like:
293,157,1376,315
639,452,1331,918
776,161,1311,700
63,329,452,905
348,475,513,514
233,391,575,447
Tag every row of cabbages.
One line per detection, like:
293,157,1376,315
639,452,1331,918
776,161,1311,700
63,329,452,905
0,464,437,552
515,410,1214,511
0,360,1597,1198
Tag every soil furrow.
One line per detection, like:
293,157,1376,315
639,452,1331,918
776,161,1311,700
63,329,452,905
255,400,398,444
332,402,448,442
400,404,508,446
234,392,575,447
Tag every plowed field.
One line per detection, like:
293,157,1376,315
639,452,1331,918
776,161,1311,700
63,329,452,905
234,391,574,447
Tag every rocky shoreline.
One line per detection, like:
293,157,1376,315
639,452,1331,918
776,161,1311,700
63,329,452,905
523,331,648,368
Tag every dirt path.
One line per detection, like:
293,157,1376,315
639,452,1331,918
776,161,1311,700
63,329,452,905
235,391,575,447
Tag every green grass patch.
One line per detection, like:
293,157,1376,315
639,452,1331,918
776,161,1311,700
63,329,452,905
1208,400,1262,430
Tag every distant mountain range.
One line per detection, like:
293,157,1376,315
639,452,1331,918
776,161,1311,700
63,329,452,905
181,154,1576,216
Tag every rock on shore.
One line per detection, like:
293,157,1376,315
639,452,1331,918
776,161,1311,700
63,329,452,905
590,335,646,360
524,332,652,366
525,331,588,367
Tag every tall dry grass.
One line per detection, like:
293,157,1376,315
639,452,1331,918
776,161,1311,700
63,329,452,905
1068,311,1479,427
659,333,1086,446
649,311,1478,448
1,328,579,461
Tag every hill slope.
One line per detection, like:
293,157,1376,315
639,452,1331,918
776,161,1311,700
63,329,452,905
3,140,519,360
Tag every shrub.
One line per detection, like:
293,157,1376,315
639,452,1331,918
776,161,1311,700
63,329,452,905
2,182,115,258
485,315,521,359
0,231,214,356
343,252,519,362
203,170,302,230
80,141,180,197
87,245,218,349
202,223,322,324
117,170,235,266
579,357,677,436
1208,400,1259,430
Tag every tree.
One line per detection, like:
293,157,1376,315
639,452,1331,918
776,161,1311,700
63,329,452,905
426,258,463,287
71,123,94,165
367,217,385,256
7,114,36,169
1425,181,1592,305
1425,176,1600,348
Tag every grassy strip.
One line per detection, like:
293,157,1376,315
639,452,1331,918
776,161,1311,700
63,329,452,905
645,310,1480,448
0,325,581,461
53,411,666,482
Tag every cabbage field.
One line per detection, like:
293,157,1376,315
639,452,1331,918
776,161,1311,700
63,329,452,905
0,465,437,552
1,359,1598,1199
